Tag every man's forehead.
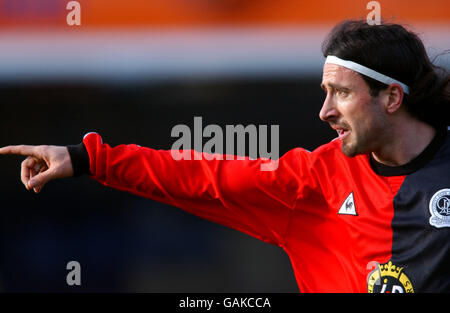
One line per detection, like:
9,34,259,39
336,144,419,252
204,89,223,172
322,63,361,81
321,63,372,94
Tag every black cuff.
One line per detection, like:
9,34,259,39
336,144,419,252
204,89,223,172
67,142,91,177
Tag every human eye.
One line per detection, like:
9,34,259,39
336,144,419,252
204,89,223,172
337,89,349,98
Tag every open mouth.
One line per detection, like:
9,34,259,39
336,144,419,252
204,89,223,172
337,129,350,140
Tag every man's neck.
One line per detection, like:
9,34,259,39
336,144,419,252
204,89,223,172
371,120,437,167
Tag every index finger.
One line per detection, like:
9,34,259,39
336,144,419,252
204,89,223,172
0,145,39,157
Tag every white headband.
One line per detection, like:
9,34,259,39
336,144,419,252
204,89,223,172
325,55,410,94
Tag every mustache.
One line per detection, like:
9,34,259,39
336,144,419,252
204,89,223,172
329,120,351,130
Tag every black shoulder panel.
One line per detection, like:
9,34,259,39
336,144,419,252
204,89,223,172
391,130,450,292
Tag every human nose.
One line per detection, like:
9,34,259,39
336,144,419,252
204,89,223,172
319,93,339,122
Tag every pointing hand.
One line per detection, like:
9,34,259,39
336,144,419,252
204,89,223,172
0,145,74,193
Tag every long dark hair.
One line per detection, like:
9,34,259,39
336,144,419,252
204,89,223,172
322,20,449,128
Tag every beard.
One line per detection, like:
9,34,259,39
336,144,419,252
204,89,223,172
341,138,358,157
341,131,364,157
340,116,388,157
330,120,364,157
335,97,388,157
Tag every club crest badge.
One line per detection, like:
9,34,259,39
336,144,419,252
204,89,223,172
429,188,450,228
367,261,414,293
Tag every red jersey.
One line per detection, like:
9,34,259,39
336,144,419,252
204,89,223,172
68,129,450,292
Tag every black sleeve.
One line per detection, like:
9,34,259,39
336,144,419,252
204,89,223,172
66,142,90,176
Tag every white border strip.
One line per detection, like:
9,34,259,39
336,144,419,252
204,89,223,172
325,55,410,94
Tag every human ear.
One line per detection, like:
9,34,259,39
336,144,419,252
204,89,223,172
383,84,404,114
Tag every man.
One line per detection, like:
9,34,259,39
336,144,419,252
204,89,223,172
1,20,449,292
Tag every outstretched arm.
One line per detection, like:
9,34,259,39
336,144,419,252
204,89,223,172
0,145,74,193
76,132,315,245
0,132,318,246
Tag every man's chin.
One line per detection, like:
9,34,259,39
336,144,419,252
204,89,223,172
341,142,359,157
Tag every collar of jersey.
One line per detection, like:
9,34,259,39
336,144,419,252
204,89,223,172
369,127,448,177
